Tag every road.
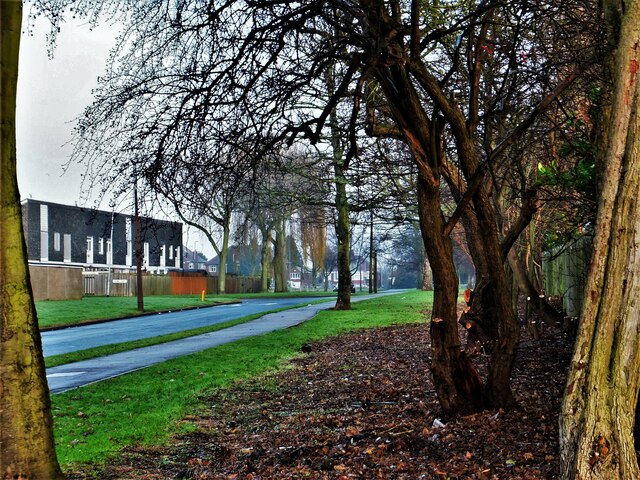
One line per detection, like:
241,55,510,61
42,297,328,357
46,301,335,393
46,291,406,394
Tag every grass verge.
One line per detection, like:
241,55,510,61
45,313,265,368
45,297,331,368
36,295,233,329
43,296,350,368
54,289,432,472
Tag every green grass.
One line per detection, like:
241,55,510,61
44,313,263,368
53,289,432,472
36,295,234,329
45,299,331,368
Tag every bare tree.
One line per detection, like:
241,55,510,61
70,0,597,415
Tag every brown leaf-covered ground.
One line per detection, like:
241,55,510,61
73,323,572,479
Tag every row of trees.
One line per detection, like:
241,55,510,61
215,212,434,291
2,0,640,478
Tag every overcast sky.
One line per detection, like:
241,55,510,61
16,17,116,208
16,18,211,255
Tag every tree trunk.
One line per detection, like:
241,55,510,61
370,60,483,415
470,181,519,408
443,159,521,395
443,131,519,408
259,227,271,292
218,222,230,294
333,172,352,309
449,120,520,408
560,2,640,477
325,61,353,310
420,255,433,291
507,249,563,327
417,177,483,415
0,2,64,477
273,217,288,293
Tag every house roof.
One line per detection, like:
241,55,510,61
182,247,208,262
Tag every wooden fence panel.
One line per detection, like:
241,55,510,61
111,272,133,297
207,276,219,295
30,265,83,301
81,270,261,297
204,275,261,294
542,236,592,317
170,276,208,295
143,275,171,296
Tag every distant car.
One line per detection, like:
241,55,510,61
332,285,356,293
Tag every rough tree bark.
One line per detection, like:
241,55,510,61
420,256,433,291
417,177,483,414
371,56,484,414
272,217,288,293
434,79,520,408
259,226,272,292
559,1,640,477
333,171,352,310
326,65,353,311
0,1,64,477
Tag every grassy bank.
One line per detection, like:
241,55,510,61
54,290,431,472
44,312,264,368
44,297,337,368
36,295,233,329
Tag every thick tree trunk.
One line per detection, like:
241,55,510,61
371,60,483,415
444,159,522,386
325,61,353,310
273,217,288,293
448,121,519,408
417,177,483,415
259,227,271,292
0,2,64,477
443,138,519,407
334,172,352,310
470,178,519,408
560,3,640,478
218,222,230,294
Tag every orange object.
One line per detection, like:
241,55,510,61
463,288,473,304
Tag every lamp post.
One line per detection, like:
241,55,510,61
107,209,114,296
134,171,144,312
373,249,378,293
193,241,199,268
369,210,374,294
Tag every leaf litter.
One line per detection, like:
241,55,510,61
69,323,572,479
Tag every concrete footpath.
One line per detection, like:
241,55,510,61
47,291,405,394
